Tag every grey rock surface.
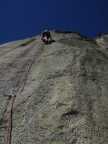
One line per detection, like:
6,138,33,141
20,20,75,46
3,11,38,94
0,32,108,144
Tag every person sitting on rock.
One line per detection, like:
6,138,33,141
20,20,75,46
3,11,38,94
41,29,52,44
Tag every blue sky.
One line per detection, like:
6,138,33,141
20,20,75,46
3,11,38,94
0,0,108,43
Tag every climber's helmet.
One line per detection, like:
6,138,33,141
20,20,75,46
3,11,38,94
43,29,49,33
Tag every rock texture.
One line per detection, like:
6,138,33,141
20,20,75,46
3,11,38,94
0,31,108,144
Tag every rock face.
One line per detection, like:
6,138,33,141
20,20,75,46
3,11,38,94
0,31,108,144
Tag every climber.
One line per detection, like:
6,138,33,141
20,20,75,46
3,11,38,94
41,29,52,44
